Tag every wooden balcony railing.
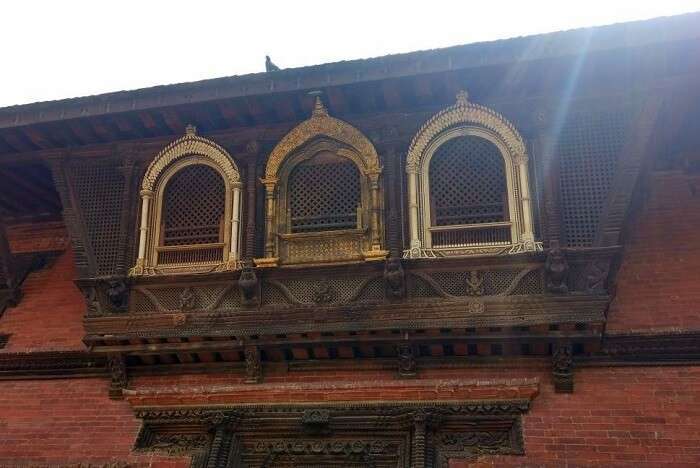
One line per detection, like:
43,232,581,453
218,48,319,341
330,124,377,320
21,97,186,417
156,243,225,265
429,222,512,248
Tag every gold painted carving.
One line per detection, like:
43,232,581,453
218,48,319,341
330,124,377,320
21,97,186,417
406,91,527,172
142,126,240,191
265,97,380,179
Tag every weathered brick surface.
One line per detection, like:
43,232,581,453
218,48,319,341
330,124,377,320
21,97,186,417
7,221,70,254
0,248,86,352
1,366,699,466
608,171,700,332
0,378,189,467
449,366,700,467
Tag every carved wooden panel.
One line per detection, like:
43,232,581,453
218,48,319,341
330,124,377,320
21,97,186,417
429,136,507,226
289,154,361,233
162,164,225,247
71,163,126,276
557,109,630,247
134,401,528,468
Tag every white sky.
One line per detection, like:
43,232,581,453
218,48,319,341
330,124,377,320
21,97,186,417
2,0,699,108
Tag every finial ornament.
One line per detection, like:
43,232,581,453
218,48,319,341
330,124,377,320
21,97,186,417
185,124,197,136
312,96,329,117
456,90,469,106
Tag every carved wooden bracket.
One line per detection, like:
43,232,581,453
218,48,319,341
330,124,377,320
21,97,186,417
552,342,574,393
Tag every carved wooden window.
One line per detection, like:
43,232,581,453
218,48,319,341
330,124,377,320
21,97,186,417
426,136,511,248
288,152,361,233
255,97,386,268
405,91,539,258
558,111,627,247
130,127,243,276
158,164,226,265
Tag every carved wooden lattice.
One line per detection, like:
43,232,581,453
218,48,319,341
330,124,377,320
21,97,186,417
558,110,628,247
289,154,360,233
162,165,225,246
72,164,125,276
429,136,507,226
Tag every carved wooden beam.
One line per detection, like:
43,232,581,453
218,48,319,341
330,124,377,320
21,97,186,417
46,153,92,277
596,95,664,247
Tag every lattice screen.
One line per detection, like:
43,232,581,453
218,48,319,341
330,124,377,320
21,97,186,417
429,136,507,226
288,153,360,233
162,165,225,246
71,164,125,276
558,110,629,247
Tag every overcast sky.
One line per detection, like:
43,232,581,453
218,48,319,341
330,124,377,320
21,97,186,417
2,1,698,108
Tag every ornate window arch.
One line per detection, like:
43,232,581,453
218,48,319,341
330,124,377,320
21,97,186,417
404,91,540,258
130,126,243,275
255,97,387,267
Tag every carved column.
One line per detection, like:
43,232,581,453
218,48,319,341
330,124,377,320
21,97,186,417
411,411,428,468
406,167,421,255
368,169,382,251
132,189,153,275
516,154,535,247
244,156,258,260
115,153,136,275
257,178,278,266
228,182,242,266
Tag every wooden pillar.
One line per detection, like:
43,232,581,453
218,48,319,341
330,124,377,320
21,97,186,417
244,157,258,261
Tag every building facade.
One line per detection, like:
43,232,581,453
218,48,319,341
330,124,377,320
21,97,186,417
0,13,699,467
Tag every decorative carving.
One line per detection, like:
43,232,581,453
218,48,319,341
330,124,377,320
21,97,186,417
552,342,574,393
178,287,196,311
238,266,259,305
142,128,240,191
406,91,526,173
466,300,486,314
105,278,129,311
397,343,417,377
134,401,530,468
312,279,335,304
384,257,406,300
82,285,102,315
583,259,610,293
107,354,127,400
465,271,484,296
545,241,569,293
301,409,331,435
265,96,380,180
244,345,262,384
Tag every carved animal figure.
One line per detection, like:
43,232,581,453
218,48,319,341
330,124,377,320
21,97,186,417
384,257,405,299
106,280,128,311
265,55,280,72
238,266,258,304
545,242,569,293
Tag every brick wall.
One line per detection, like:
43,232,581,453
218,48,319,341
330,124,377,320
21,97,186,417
1,366,699,467
451,366,700,467
0,378,188,467
0,248,85,352
607,171,700,332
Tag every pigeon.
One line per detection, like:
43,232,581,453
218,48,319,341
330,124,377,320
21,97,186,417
265,55,280,72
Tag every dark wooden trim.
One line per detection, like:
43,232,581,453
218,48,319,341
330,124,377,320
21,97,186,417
0,351,106,379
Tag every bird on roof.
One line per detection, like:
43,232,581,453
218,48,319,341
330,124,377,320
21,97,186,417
265,55,280,72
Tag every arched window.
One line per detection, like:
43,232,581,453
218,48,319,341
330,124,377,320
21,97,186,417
405,91,540,258
157,164,226,264
427,136,510,247
130,126,243,276
255,97,386,267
